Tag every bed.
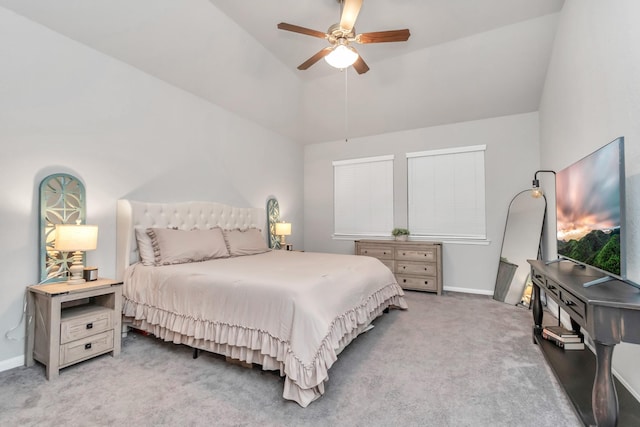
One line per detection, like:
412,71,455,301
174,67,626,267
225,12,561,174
116,199,407,407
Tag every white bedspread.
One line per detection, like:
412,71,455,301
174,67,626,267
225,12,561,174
122,250,407,406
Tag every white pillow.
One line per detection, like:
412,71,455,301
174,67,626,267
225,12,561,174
135,227,156,266
223,228,270,256
146,227,230,266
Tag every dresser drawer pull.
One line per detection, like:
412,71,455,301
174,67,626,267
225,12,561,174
424,281,429,284
547,285,556,290
84,343,92,350
402,279,407,283
86,323,93,330
383,252,387,255
564,300,575,306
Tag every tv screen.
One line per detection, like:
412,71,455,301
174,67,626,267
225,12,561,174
555,137,626,281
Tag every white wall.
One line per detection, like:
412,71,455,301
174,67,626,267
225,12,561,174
539,0,640,399
304,112,541,294
0,8,303,367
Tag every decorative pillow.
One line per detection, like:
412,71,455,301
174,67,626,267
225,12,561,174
135,227,156,266
146,227,230,266
223,228,270,256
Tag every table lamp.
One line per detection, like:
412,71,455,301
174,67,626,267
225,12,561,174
275,222,291,247
54,223,98,284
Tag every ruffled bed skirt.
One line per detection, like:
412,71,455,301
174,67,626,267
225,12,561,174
122,283,407,407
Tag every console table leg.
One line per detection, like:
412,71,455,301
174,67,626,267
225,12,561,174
532,283,543,342
593,342,618,427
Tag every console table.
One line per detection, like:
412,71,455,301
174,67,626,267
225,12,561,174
529,260,640,426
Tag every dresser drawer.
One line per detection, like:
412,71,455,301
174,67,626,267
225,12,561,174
379,259,395,271
59,330,114,366
396,274,438,292
396,261,437,276
357,245,394,260
60,305,113,345
395,247,437,262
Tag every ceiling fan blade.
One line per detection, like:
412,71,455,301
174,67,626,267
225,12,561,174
352,55,370,74
298,47,333,70
340,0,363,32
277,22,328,39
356,29,411,44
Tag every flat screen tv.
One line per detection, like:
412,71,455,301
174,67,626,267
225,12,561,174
555,137,626,286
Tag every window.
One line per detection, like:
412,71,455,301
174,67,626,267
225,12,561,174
333,155,394,237
407,145,486,240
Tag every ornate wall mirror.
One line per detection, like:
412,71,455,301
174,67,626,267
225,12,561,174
493,190,546,305
39,173,86,282
266,197,281,249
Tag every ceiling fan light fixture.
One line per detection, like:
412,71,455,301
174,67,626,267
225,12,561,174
324,44,358,69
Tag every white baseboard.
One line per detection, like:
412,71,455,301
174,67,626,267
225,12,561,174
444,286,494,296
613,367,640,403
0,355,24,373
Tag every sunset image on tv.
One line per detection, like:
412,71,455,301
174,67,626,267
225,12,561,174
556,139,623,276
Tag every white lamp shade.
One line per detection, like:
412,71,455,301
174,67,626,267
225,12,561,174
54,224,98,251
275,222,291,236
324,45,358,69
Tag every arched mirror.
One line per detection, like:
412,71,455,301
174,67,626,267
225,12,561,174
493,190,546,305
266,197,281,249
39,173,86,282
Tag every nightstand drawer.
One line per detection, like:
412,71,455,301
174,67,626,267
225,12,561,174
396,274,438,292
60,306,113,345
358,246,394,260
395,248,437,262
396,261,436,276
59,330,114,366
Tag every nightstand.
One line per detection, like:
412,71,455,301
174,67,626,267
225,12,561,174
26,278,123,379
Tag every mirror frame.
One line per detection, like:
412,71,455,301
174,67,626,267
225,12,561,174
39,173,86,282
266,197,281,249
493,189,546,305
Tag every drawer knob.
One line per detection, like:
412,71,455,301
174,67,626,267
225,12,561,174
402,266,406,269
564,300,575,306
547,285,556,290
86,323,93,330
84,343,92,350
403,279,407,283
383,252,387,255
364,250,368,254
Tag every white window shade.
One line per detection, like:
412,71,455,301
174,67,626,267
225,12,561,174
333,155,394,237
407,146,486,240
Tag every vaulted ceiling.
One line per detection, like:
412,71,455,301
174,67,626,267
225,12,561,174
0,0,565,144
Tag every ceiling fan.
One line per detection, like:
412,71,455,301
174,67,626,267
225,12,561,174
277,0,410,75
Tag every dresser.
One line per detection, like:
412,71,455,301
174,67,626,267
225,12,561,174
26,278,123,379
355,240,442,295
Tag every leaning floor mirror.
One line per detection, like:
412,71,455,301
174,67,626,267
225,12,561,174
493,189,546,305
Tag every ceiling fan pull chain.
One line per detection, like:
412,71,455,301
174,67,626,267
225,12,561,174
344,67,349,142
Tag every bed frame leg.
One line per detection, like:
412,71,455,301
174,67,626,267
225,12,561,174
193,348,199,359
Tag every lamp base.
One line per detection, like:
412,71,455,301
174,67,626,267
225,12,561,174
67,251,86,285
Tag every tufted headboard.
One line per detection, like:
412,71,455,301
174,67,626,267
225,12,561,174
116,199,267,280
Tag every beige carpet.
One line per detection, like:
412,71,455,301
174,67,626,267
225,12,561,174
0,291,580,426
